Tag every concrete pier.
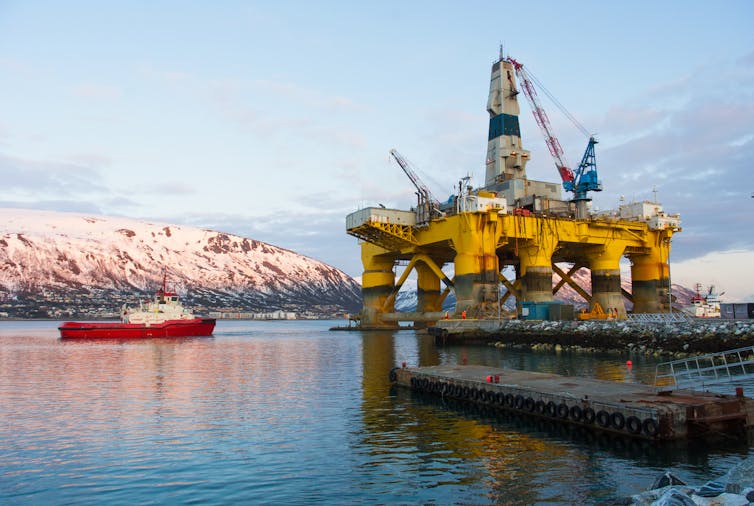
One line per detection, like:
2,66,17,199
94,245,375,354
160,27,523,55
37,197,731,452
391,364,754,440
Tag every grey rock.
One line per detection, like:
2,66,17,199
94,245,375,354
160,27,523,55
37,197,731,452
650,471,687,490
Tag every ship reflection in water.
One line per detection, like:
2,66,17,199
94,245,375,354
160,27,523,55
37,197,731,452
0,320,751,504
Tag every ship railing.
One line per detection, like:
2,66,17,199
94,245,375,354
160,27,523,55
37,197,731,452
654,345,754,394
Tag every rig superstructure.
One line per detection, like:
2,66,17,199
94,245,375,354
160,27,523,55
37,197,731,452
346,53,681,329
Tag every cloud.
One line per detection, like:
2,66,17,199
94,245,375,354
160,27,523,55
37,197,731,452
202,76,368,149
65,153,113,168
739,50,754,66
139,65,194,85
252,78,367,113
72,83,122,100
593,52,754,262
0,200,104,214
671,249,754,302
147,182,197,195
0,57,34,74
0,152,107,195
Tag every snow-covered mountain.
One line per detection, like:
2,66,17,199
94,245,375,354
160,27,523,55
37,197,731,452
0,209,361,318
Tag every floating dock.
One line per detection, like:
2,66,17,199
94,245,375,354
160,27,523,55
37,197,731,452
390,364,754,440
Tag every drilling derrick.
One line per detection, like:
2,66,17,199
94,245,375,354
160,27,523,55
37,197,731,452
484,57,531,185
346,52,681,329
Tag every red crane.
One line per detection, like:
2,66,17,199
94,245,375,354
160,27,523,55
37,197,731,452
506,57,575,185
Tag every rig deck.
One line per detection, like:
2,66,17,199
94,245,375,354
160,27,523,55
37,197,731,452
391,364,754,441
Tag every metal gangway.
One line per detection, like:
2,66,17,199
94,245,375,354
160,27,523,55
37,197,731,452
627,312,691,323
655,345,754,394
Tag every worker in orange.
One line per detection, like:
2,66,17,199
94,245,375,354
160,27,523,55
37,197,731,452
461,310,467,319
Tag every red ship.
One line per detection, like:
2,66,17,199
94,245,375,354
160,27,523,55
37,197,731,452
59,276,216,339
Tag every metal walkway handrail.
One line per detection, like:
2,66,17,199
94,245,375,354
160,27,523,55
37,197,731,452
655,345,754,393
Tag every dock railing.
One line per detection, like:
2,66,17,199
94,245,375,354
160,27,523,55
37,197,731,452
654,345,754,394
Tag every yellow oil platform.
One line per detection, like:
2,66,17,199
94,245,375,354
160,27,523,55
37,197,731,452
346,53,681,329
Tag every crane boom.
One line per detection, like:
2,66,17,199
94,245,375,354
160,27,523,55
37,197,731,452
506,57,575,185
389,148,441,225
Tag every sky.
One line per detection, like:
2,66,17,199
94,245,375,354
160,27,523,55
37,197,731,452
1,1,753,301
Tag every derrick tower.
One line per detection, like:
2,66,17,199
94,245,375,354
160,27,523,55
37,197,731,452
346,53,681,329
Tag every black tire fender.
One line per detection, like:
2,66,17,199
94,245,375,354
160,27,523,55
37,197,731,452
610,412,626,430
514,394,525,410
525,397,536,412
643,418,659,437
389,367,399,382
596,410,610,427
557,403,569,419
546,401,557,417
626,416,642,434
569,405,583,422
505,393,515,407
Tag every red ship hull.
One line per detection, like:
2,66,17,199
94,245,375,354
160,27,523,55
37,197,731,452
58,318,216,339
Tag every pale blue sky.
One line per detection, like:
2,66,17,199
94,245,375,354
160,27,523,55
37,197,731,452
1,1,753,299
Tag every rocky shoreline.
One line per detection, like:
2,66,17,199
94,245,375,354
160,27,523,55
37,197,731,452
621,456,754,505
477,319,754,357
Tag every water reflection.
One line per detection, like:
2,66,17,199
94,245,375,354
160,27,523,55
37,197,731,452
0,321,751,505
357,329,753,503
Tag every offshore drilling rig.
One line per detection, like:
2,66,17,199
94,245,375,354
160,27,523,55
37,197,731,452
346,52,681,329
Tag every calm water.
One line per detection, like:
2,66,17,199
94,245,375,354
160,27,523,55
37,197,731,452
1,320,752,505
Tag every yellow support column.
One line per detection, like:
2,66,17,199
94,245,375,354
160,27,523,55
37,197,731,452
360,242,398,328
629,233,672,313
416,261,441,329
588,247,626,318
453,214,500,316
630,253,662,313
517,232,557,303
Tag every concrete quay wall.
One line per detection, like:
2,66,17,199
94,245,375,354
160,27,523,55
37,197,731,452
431,319,754,355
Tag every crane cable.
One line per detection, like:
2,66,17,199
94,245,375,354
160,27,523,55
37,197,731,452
523,68,591,139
